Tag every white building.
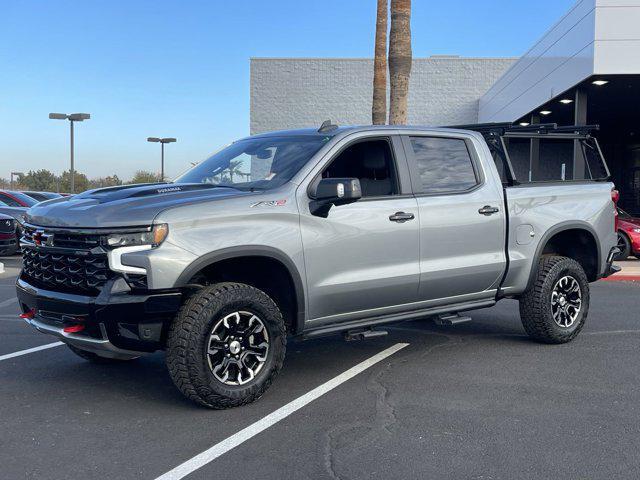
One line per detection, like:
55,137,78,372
250,0,640,214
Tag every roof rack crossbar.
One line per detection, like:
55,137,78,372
447,122,599,136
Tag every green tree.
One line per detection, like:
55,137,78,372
59,170,90,193
129,170,159,184
18,169,59,192
89,174,123,189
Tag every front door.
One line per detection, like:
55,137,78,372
298,136,420,326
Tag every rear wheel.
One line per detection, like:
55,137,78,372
166,282,286,409
519,255,590,344
614,232,631,261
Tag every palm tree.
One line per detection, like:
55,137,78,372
388,0,412,125
372,0,388,125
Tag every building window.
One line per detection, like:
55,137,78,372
409,137,478,193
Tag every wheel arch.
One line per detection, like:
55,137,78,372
526,222,601,290
174,246,306,334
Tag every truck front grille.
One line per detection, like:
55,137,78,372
21,247,114,294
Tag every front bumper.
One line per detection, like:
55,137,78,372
0,235,17,254
16,276,182,357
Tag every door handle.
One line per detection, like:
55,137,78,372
478,205,500,216
389,212,415,223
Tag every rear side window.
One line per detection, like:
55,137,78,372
409,137,478,193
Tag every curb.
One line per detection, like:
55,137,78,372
602,275,640,282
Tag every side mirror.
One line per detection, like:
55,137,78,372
309,177,362,217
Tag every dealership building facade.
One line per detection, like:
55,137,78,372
250,0,640,214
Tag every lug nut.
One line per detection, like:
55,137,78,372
226,353,230,357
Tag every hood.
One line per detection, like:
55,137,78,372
25,183,251,228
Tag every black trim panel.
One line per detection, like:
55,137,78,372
173,245,306,334
525,221,602,291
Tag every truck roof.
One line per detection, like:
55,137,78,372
249,125,479,140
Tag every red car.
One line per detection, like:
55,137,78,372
0,190,39,208
616,207,640,260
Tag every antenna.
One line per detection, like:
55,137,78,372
318,120,338,133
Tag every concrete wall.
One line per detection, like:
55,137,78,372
250,57,515,134
479,0,640,123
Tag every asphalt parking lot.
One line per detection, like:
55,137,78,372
1,255,640,480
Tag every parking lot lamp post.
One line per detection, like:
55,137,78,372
49,113,90,193
147,137,176,182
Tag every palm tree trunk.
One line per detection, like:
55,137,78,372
388,0,412,125
372,0,388,125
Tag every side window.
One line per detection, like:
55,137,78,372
409,137,479,193
0,194,20,207
321,139,398,197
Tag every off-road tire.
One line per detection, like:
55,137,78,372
67,344,136,364
166,282,287,409
519,255,590,344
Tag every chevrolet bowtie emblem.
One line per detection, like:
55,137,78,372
33,230,54,247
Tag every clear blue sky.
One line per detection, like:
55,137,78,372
1,0,575,181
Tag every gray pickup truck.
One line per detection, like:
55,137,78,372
17,122,619,408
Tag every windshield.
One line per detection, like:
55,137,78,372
175,135,330,190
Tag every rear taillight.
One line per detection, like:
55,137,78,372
612,188,620,231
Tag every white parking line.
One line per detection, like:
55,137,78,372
0,297,17,308
0,342,64,362
155,342,409,480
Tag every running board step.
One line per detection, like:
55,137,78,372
434,313,472,326
344,328,389,342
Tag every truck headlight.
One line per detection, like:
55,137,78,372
105,224,168,248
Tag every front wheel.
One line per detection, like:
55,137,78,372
166,282,286,409
519,255,590,344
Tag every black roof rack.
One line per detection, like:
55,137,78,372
318,119,339,133
450,122,599,137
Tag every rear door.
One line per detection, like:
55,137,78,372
401,133,507,304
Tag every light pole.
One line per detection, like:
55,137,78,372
49,113,90,193
147,137,176,182
10,171,24,190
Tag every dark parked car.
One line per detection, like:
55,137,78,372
0,213,18,255
0,190,39,208
615,207,640,260
21,191,62,202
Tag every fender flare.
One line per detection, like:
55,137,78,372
525,221,601,291
174,246,306,334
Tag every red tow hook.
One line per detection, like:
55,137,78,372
63,324,85,333
19,309,36,320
